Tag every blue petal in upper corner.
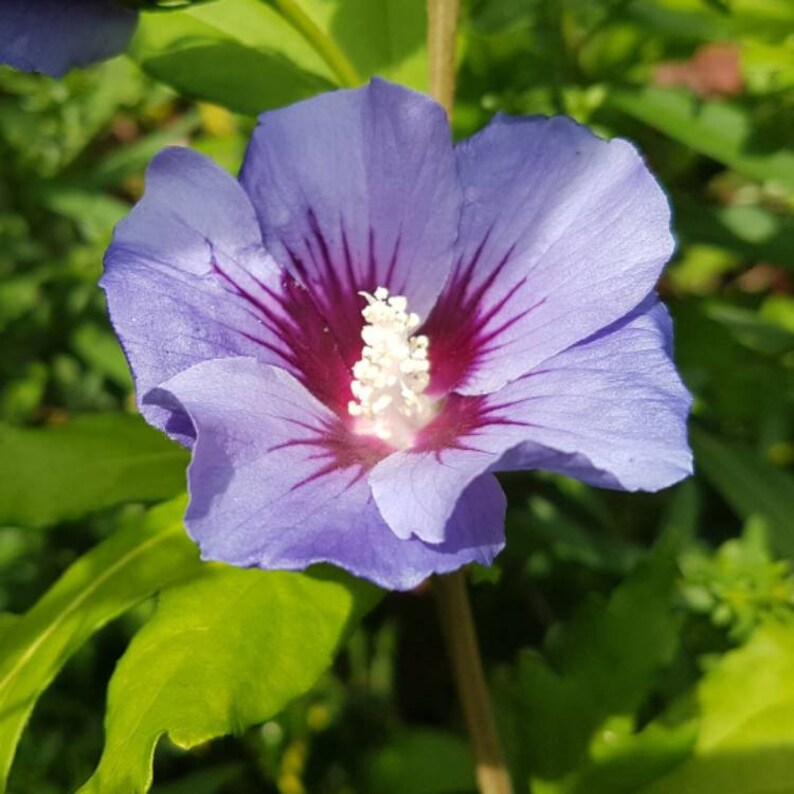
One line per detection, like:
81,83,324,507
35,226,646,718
432,114,674,395
239,78,461,337
0,0,137,77
153,357,505,590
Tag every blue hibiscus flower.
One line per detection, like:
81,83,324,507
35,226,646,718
102,79,693,590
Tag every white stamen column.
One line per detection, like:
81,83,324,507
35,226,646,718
348,288,433,447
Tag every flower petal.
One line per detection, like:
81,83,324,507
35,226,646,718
424,115,674,395
370,422,525,544
0,0,136,77
372,301,691,542
153,357,505,590
494,300,693,489
102,147,330,443
239,78,460,364
100,148,279,443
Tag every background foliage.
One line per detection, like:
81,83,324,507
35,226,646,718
1,0,793,791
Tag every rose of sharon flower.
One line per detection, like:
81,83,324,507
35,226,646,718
103,79,692,590
0,0,137,77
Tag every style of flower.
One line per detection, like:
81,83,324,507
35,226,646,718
0,0,137,77
103,79,692,590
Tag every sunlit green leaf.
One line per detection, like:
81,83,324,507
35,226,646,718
80,567,380,793
307,0,428,90
130,2,335,116
0,414,189,528
130,0,428,116
742,40,794,94
642,622,794,793
0,498,199,789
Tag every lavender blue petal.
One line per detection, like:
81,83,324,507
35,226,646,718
428,115,674,395
239,79,460,332
153,357,505,590
371,301,691,543
0,0,137,77
102,147,287,444
494,300,693,488
370,417,532,544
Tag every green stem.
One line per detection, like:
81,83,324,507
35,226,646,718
426,4,513,791
434,573,514,794
426,0,460,115
265,0,361,88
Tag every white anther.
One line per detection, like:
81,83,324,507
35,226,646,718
348,288,435,447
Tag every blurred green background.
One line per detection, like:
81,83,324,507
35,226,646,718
1,0,793,792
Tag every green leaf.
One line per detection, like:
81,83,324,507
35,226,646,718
80,566,380,793
642,622,794,793
500,539,681,781
364,729,476,794
130,0,429,116
705,303,794,356
0,414,189,528
743,40,794,94
546,537,681,715
629,0,794,46
608,87,794,194
150,762,246,794
130,0,336,116
567,718,698,794
691,427,794,559
0,276,41,333
316,0,428,91
674,195,794,268
80,111,201,190
505,651,600,779
71,324,135,389
0,614,18,644
0,59,142,176
0,498,199,789
521,494,644,575
36,188,128,243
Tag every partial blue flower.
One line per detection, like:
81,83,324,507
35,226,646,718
103,79,693,590
0,0,137,77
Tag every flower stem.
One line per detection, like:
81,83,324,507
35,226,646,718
434,573,514,794
426,2,514,792
265,0,361,88
426,0,460,115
